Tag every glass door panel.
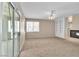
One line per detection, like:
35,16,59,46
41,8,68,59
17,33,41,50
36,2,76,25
14,11,20,56
7,3,14,56
2,3,9,56
2,3,14,56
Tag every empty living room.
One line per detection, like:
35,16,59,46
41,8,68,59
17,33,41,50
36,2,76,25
0,0,79,59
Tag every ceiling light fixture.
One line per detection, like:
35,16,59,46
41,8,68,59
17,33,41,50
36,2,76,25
48,10,56,20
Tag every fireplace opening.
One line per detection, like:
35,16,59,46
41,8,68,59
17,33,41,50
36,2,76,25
70,30,79,38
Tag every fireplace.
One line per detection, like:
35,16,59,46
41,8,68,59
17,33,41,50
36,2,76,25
70,30,79,38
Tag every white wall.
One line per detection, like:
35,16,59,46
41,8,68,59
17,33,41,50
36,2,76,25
71,16,79,30
26,20,55,39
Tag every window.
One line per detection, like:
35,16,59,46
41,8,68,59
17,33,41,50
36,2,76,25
26,21,39,32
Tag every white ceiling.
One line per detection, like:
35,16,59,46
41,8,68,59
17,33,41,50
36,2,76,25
18,2,79,19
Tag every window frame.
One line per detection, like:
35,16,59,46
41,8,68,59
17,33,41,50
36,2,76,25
26,21,40,32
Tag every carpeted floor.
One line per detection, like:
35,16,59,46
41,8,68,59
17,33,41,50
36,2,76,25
20,38,79,57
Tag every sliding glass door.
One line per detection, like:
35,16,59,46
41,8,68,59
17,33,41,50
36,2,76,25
7,3,14,56
1,2,14,56
14,10,20,57
1,2,20,57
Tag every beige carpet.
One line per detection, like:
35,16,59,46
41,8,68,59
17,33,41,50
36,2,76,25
20,38,79,57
